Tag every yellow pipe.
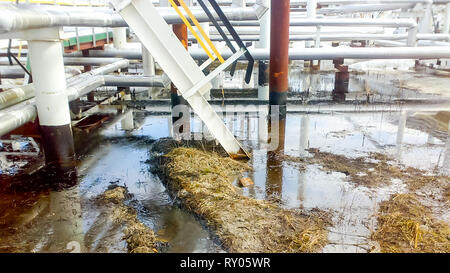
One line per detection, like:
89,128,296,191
168,0,215,61
177,0,225,63
18,41,22,59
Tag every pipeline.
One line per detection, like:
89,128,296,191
0,3,268,34
0,66,82,79
0,57,128,66
0,74,168,136
69,46,450,60
0,59,129,110
215,0,438,6
288,18,417,28
193,33,450,42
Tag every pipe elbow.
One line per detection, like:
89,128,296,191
253,3,269,20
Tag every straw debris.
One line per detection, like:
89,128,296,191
372,193,450,253
158,147,331,253
99,187,163,253
280,148,448,190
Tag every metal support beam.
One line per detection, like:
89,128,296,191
269,0,290,118
110,0,248,157
27,28,75,170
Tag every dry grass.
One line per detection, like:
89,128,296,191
372,194,450,253
99,187,161,253
160,147,331,253
280,148,448,191
307,149,406,187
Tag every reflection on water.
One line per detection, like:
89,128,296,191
266,119,286,201
49,187,84,253
0,111,223,253
0,86,449,253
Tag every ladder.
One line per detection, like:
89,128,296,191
110,0,252,158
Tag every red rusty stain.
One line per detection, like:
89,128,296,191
269,0,290,94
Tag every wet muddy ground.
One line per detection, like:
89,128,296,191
0,67,449,253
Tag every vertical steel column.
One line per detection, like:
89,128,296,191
445,3,450,34
113,27,127,49
306,0,316,49
142,44,157,98
269,0,290,118
28,37,75,171
419,2,433,33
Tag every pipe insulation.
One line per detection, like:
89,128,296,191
0,74,167,136
0,59,129,110
0,3,268,34
68,46,450,60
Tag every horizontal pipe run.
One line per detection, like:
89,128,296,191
0,57,127,66
317,3,416,14
0,74,167,136
0,4,267,34
0,66,82,79
215,0,436,5
0,59,129,111
192,33,450,42
78,46,450,60
0,104,37,137
289,18,417,28
102,75,170,88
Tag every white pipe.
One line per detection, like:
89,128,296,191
257,0,269,100
232,0,246,7
78,46,450,60
289,18,417,27
113,27,127,49
306,0,317,49
0,4,267,34
444,3,450,33
317,3,416,14
197,33,450,42
215,0,436,4
28,40,71,127
142,44,156,97
190,46,450,60
0,59,129,110
419,2,433,33
0,57,126,66
257,0,270,49
0,74,166,136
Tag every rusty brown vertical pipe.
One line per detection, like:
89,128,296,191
269,0,290,118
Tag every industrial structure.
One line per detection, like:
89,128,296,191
0,0,449,254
